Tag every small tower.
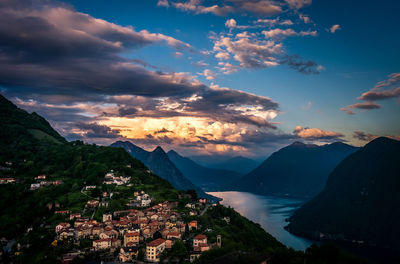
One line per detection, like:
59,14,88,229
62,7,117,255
217,235,222,248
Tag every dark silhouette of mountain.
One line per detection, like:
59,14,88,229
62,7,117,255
287,137,400,251
189,155,259,174
111,141,213,199
232,141,358,197
167,150,243,191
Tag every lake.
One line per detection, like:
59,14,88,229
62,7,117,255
208,191,314,251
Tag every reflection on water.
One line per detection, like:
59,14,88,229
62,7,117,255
208,191,313,251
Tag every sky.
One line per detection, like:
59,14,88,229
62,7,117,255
0,0,399,158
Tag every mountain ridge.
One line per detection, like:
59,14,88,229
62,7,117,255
232,141,359,197
287,136,400,251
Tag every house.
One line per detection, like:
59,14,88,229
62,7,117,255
35,174,46,180
166,232,181,240
199,198,207,204
56,222,71,233
58,229,74,240
141,198,151,207
0,178,15,184
189,220,198,231
55,210,70,215
103,213,112,222
146,238,166,262
190,252,201,263
93,238,112,250
119,246,138,262
86,200,99,208
123,231,140,246
193,234,207,247
69,213,81,220
194,243,210,252
30,183,40,190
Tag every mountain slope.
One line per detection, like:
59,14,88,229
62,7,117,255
0,94,66,145
167,150,242,190
287,137,400,250
111,141,213,199
233,141,358,197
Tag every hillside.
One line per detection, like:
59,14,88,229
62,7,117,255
167,150,242,191
287,137,400,251
233,141,358,197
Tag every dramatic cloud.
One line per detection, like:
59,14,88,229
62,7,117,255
0,0,290,156
329,24,341,33
341,73,400,114
293,126,344,140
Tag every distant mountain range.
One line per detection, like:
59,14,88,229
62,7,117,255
232,141,359,198
189,155,259,174
287,137,400,251
110,141,216,200
167,150,242,191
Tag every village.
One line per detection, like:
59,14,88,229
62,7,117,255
50,171,222,263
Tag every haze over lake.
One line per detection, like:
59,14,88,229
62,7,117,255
209,191,313,251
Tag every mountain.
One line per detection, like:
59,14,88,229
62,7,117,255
0,94,66,147
287,137,400,251
233,141,359,198
110,141,213,199
189,155,259,174
167,150,242,191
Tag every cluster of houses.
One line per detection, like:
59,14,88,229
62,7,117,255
103,171,130,186
55,199,217,263
0,177,15,184
29,174,63,190
127,191,152,208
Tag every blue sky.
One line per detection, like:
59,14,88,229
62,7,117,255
0,0,399,157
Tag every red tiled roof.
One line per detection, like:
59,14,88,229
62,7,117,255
94,238,111,243
125,232,139,237
194,234,207,240
147,238,165,247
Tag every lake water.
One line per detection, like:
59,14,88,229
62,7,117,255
208,191,314,251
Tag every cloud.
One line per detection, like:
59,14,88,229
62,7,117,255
157,0,170,7
262,28,317,39
173,51,183,58
293,126,344,140
329,24,341,33
341,73,400,114
192,60,209,67
285,0,312,9
280,55,323,74
340,102,381,115
353,131,378,142
256,18,294,26
202,69,216,80
358,87,400,101
161,0,283,17
225,18,237,29
75,122,121,139
299,13,311,24
353,131,400,142
213,35,282,68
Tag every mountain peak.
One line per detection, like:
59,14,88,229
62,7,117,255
153,146,166,154
290,141,305,147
